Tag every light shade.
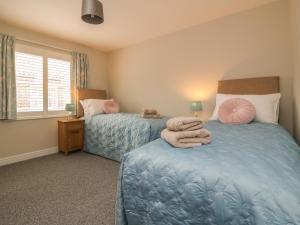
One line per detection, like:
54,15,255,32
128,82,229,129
190,101,203,112
65,103,75,112
82,0,104,24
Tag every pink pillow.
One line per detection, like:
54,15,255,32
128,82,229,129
103,99,120,114
218,98,256,124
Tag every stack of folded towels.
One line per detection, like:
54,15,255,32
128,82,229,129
161,117,212,148
141,109,161,118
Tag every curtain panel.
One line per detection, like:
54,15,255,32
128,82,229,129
72,52,88,88
0,34,16,120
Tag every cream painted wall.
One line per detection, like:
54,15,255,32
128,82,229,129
0,22,108,158
0,0,296,159
290,0,300,143
109,0,293,133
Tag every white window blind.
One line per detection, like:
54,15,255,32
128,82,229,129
15,52,43,112
48,58,71,111
15,42,73,119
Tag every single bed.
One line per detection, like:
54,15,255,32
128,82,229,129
116,77,300,225
77,88,167,162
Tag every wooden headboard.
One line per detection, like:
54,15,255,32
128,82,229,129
218,76,280,94
76,88,107,117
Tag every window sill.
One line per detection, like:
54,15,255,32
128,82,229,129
16,114,73,121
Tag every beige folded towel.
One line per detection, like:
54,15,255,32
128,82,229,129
166,117,204,131
161,128,211,148
141,113,161,119
143,109,158,115
141,108,161,118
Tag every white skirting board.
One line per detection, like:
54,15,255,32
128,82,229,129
0,146,58,166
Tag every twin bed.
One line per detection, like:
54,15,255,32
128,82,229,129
76,77,300,225
114,77,300,225
117,121,300,225
77,88,167,162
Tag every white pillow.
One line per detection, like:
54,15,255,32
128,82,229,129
80,99,106,117
210,93,281,124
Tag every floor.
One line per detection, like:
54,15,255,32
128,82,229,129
0,152,120,225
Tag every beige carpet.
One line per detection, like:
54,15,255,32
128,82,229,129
0,152,120,225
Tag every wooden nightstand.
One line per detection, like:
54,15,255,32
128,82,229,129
58,119,84,155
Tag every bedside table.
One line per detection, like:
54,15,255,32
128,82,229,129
58,119,84,155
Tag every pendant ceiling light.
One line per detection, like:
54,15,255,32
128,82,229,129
81,0,104,24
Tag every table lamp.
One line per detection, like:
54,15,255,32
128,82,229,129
191,101,203,117
65,103,75,120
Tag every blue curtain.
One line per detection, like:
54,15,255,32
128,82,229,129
72,52,88,88
0,34,16,120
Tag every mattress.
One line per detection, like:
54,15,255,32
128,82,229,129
116,121,300,225
84,113,167,161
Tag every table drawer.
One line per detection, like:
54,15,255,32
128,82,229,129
67,122,84,131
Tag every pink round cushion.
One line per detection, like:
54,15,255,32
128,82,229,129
103,99,120,114
218,98,256,124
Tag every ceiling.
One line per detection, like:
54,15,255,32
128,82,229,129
0,0,278,52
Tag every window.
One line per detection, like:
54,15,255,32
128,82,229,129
15,43,73,119
15,52,43,112
48,58,71,111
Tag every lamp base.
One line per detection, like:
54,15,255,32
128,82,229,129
193,111,200,118
67,112,73,120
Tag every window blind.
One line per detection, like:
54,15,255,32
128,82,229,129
15,52,43,112
48,58,71,111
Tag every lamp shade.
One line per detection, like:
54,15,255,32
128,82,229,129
82,0,104,24
190,101,203,112
65,103,75,112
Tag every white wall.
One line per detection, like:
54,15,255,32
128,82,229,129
0,22,108,158
290,0,300,143
109,0,293,133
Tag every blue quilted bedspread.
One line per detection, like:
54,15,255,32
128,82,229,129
116,121,300,225
84,113,167,161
